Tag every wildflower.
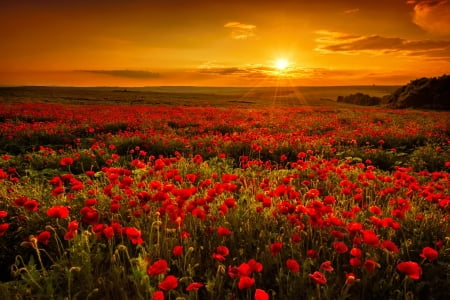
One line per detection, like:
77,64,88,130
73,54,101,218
217,226,231,237
60,157,74,166
349,257,361,267
362,230,379,246
172,245,183,257
125,227,143,245
363,259,379,273
333,241,348,254
397,261,422,280
286,259,300,273
238,263,252,277
0,211,7,218
268,242,282,257
147,259,168,276
309,271,327,285
420,247,438,262
248,259,263,273
46,206,70,219
238,276,255,289
307,249,318,259
23,199,40,212
158,275,178,290
152,290,164,300
37,231,51,245
345,273,357,284
0,223,10,236
255,289,269,300
320,261,334,272
381,240,399,253
186,282,203,291
350,247,362,257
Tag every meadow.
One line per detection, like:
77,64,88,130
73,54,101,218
0,88,448,299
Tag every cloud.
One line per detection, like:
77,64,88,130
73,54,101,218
224,22,257,40
409,0,450,36
343,8,360,14
315,30,450,58
79,70,160,79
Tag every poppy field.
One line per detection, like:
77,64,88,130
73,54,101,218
0,102,449,299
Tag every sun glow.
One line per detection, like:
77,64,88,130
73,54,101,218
275,58,289,71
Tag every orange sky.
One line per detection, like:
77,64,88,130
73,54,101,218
1,0,450,86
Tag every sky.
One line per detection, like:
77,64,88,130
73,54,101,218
1,0,450,86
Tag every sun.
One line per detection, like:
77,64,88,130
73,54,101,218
275,58,289,71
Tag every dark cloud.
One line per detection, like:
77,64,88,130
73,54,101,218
315,30,450,58
79,70,160,79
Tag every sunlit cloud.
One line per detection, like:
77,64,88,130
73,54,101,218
315,30,450,58
409,0,450,36
79,70,160,79
224,22,257,40
343,8,360,14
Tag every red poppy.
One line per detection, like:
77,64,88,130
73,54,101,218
420,247,438,262
307,249,318,259
152,290,164,300
60,157,74,166
286,259,300,273
362,230,379,246
125,227,143,245
37,231,51,245
255,289,269,300
0,211,7,218
238,263,252,277
147,259,168,276
158,275,178,290
238,276,255,289
363,259,379,273
397,261,422,280
248,259,263,273
212,253,226,262
217,226,231,237
216,245,229,256
270,242,283,256
23,199,40,212
349,257,361,267
350,247,362,257
173,245,183,257
186,282,203,291
46,206,70,219
0,223,10,236
381,240,399,253
345,273,357,284
320,261,334,272
308,271,327,285
333,241,348,254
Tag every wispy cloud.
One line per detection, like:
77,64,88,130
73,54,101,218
343,8,360,14
224,22,257,40
315,30,450,58
409,0,450,36
79,70,160,79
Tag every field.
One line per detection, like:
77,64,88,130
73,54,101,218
0,87,449,300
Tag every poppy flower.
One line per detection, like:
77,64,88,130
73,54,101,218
23,199,40,212
307,249,318,259
186,282,203,291
363,259,379,273
216,245,229,256
381,240,399,253
362,230,379,246
125,227,143,245
172,245,183,257
309,271,327,285
320,261,334,272
286,259,300,273
37,231,51,245
397,261,422,280
238,276,255,289
0,211,7,218
147,259,168,276
333,241,348,254
248,259,263,273
0,223,10,236
217,226,231,237
152,290,164,300
46,206,70,219
238,263,252,277
270,242,283,256
60,157,74,166
420,247,438,262
158,275,178,290
345,273,357,284
255,289,269,300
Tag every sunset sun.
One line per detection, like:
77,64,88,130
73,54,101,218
275,58,289,71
